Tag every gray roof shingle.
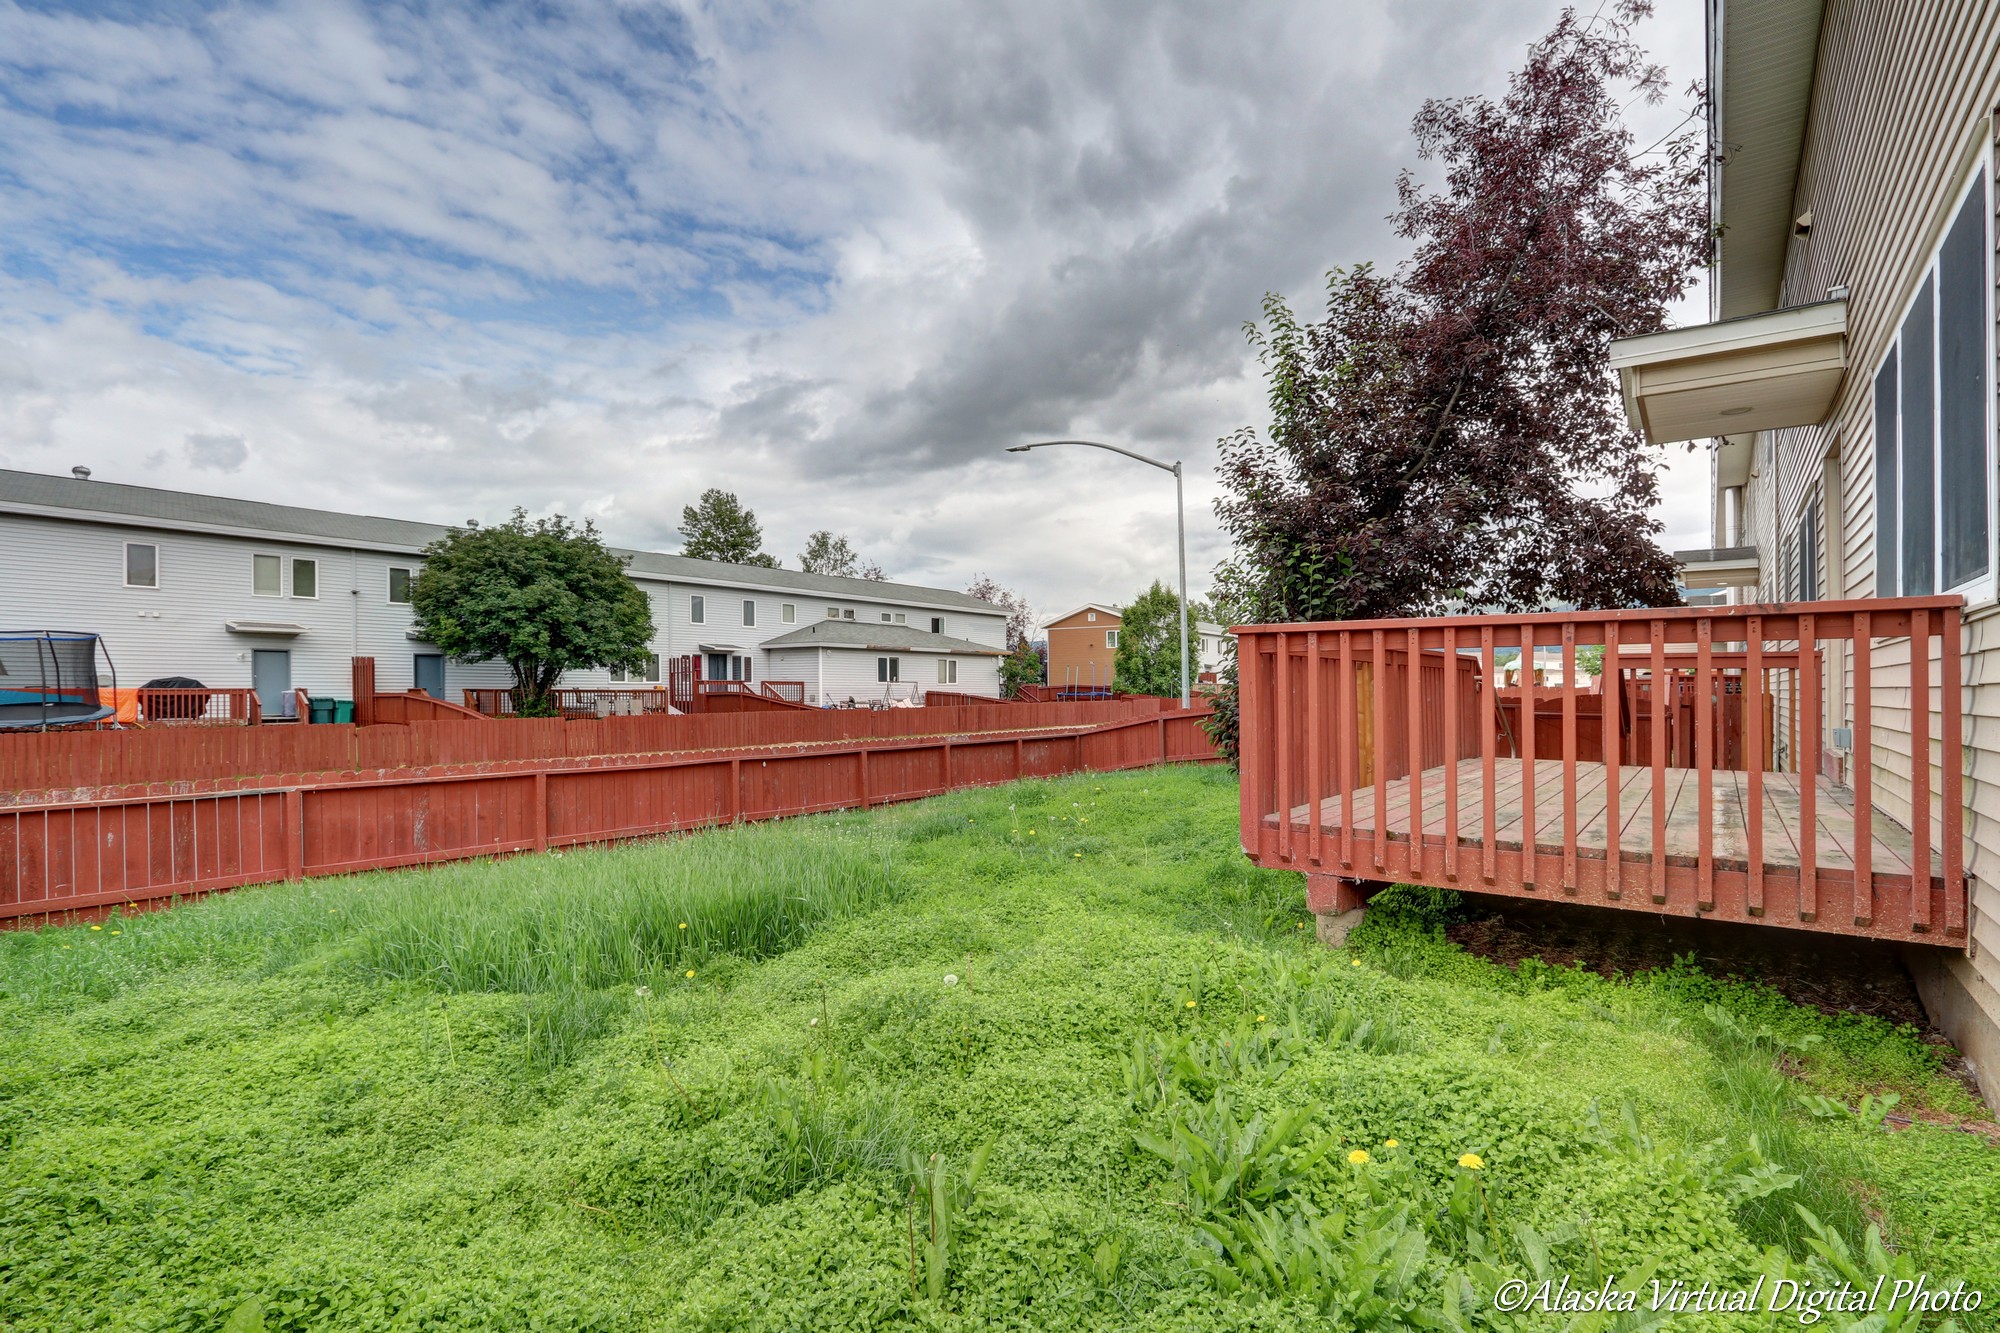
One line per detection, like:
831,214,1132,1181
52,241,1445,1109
759,619,1005,655
0,467,1005,613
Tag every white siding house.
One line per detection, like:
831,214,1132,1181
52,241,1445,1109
1609,0,2000,1098
0,468,1010,710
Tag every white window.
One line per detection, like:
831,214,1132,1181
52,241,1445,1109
843,609,855,620
253,553,282,596
1087,610,1097,622
743,599,755,627
1106,630,1119,648
612,653,661,683
936,659,957,684
894,612,906,624
292,558,318,599
124,542,157,588
388,567,413,604
826,606,841,619
930,616,944,634
881,612,892,622
691,594,706,624
877,656,900,682
782,604,796,623
1875,161,1993,596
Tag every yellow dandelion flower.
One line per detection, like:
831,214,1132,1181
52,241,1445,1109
678,922,688,930
1458,1153,1484,1170
1256,1014,1267,1022
685,969,697,979
1072,852,1082,859
1028,829,1036,835
1348,1149,1369,1165
90,925,102,931
1185,999,1197,1009
1384,1139,1399,1149
110,930,121,936
1351,958,1363,967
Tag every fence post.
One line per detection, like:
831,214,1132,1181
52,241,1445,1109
351,657,376,727
284,788,305,880
533,771,548,852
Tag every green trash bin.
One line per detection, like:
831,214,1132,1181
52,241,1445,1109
333,699,355,724
307,696,336,725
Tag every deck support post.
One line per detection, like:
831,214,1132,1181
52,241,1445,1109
1306,873,1385,947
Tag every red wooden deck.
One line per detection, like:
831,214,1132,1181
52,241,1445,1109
1234,598,1968,947
1263,757,1948,940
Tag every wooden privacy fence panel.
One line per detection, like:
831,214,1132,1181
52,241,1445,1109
0,709,1216,921
1235,599,1966,946
0,699,1172,797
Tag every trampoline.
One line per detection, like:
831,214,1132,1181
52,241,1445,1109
0,631,118,730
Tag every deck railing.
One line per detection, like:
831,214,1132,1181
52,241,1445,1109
462,687,681,718
1234,597,1966,944
134,688,262,726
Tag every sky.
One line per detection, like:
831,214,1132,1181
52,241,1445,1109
0,0,1712,626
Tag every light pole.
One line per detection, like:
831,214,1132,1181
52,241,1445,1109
1005,439,1190,708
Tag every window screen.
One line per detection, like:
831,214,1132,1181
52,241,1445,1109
1939,171,1990,590
1874,351,1898,592
1797,499,1819,601
743,599,755,626
293,558,317,598
691,595,705,624
125,543,157,588
254,553,282,596
1899,277,1936,595
388,567,413,603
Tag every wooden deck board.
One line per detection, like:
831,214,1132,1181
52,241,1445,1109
1291,759,1941,878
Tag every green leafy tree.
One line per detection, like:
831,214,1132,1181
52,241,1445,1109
1113,581,1199,698
680,489,779,567
999,640,1045,698
799,529,885,580
410,509,654,716
965,575,1035,648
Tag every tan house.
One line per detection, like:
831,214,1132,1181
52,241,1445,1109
1043,603,1228,693
1621,0,2000,1094
1043,603,1124,693
1229,0,2000,1101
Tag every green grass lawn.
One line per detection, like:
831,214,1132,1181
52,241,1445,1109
3,766,1996,1331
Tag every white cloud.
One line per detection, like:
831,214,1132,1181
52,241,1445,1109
0,0,1711,621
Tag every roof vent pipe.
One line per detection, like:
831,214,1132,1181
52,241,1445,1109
71,466,92,480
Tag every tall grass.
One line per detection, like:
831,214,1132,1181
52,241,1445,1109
2,821,895,1002
340,825,895,992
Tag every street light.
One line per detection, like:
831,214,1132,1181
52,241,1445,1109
1004,439,1190,708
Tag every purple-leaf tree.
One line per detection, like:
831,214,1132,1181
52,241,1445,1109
1214,1,1708,630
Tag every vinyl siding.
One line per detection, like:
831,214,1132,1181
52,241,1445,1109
1,508,1010,703
0,512,516,699
1729,0,2000,1095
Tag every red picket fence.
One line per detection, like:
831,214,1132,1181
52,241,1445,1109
0,705,1216,921
922,689,1012,707
0,699,1177,796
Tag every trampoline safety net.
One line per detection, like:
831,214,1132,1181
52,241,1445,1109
0,631,115,730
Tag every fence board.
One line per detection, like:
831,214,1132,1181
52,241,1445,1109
0,707,1216,921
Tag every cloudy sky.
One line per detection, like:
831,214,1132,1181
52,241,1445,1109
0,0,1710,624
